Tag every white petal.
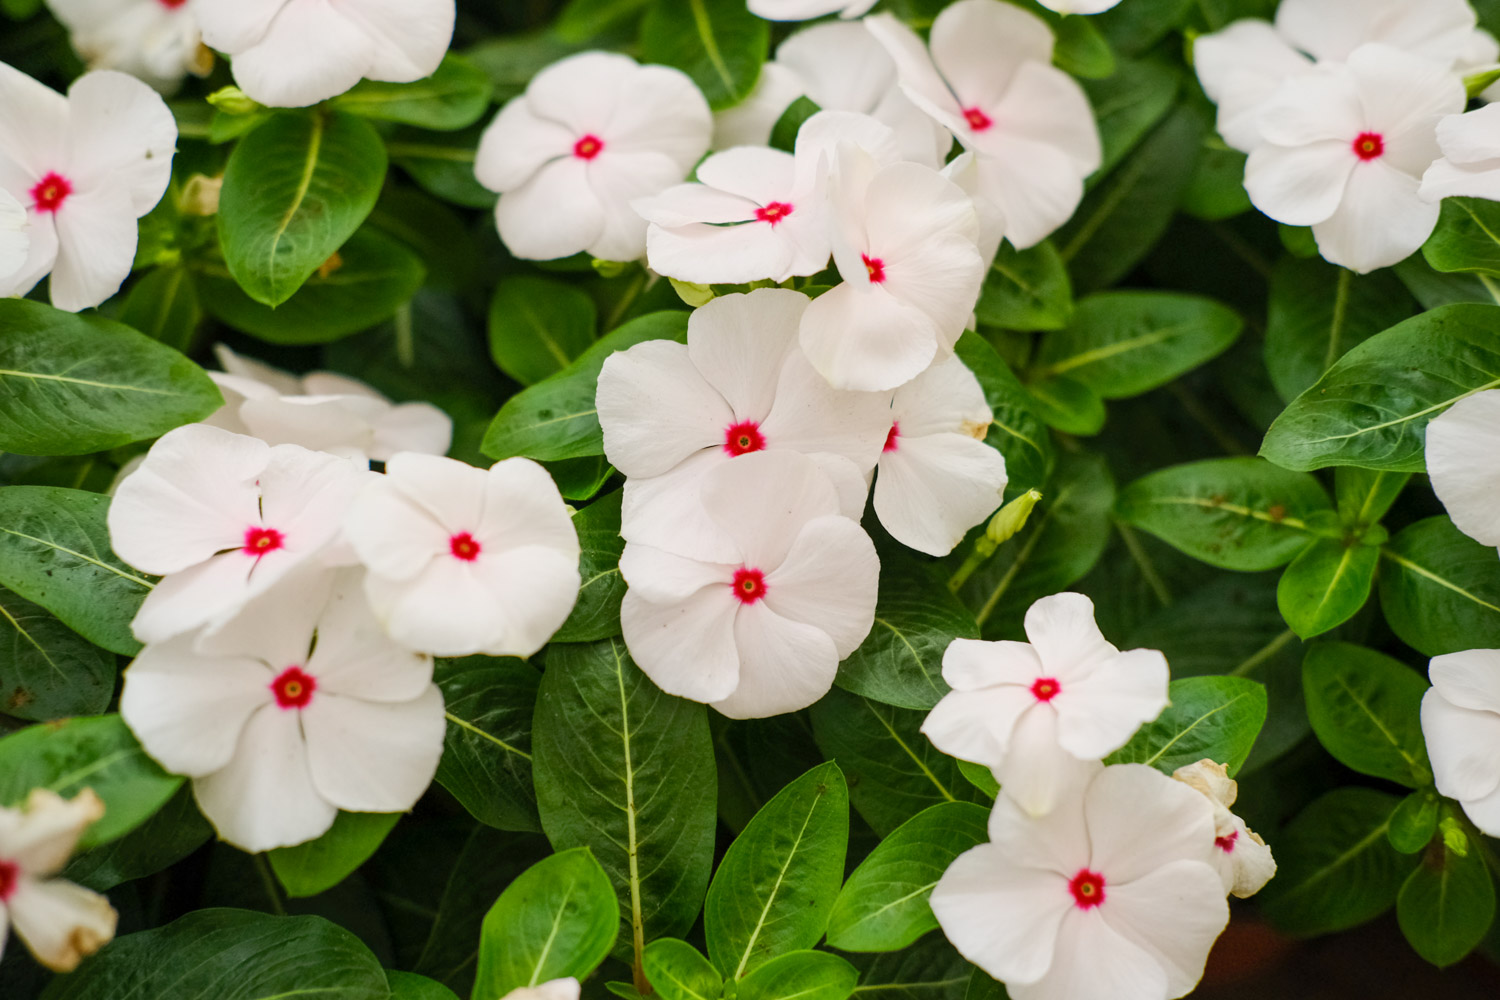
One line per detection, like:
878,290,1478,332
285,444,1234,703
619,543,736,604
194,564,332,666
345,477,450,583
710,600,839,719
942,637,1044,691
1009,911,1167,1000
495,158,605,261
0,189,29,281
987,767,1096,875
129,552,260,644
304,573,434,701
471,545,581,657
337,0,453,84
597,339,732,479
229,0,374,108
1192,21,1312,152
620,451,740,565
1221,817,1277,898
698,145,797,206
688,288,805,422
864,14,968,136
875,434,1007,556
930,0,1050,110
0,789,104,876
621,586,741,703
1100,861,1229,998
582,150,683,262
712,62,804,149
1276,0,1477,64
476,98,574,193
1421,689,1500,802
0,62,69,180
1243,140,1357,228
0,208,56,301
700,450,843,570
64,71,175,217
302,686,445,812
636,180,760,227
762,514,878,657
6,876,116,973
969,60,1100,179
1023,593,1119,681
644,217,801,285
526,52,637,133
1310,160,1439,273
381,452,486,534
1255,66,1367,147
929,843,1071,986
798,282,939,393
1420,156,1500,202
969,137,1084,251
256,445,369,557
921,683,1036,767
479,457,580,560
1433,105,1500,165
195,0,284,53
1426,391,1500,546
1347,45,1465,173
1430,647,1500,712
1084,764,1218,884
1459,780,1500,837
48,184,138,311
997,706,1091,817
1053,649,1170,761
370,402,452,459
607,65,711,171
891,353,990,436
758,347,891,471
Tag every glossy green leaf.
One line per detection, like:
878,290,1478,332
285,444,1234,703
0,584,114,722
433,655,541,832
118,265,202,352
388,126,496,209
643,939,722,1000
975,241,1073,332
1379,516,1500,656
488,275,598,386
1397,836,1496,967
1422,197,1500,277
1024,373,1105,436
1180,144,1251,221
1387,792,1440,855
843,935,973,1000
1106,675,1267,776
62,784,212,892
1053,13,1115,79
389,971,461,1000
738,951,859,1000
952,332,1054,499
1302,643,1432,788
639,0,768,110
1335,467,1409,531
334,55,494,131
269,810,402,899
1080,55,1179,178
1275,536,1378,639
553,491,626,643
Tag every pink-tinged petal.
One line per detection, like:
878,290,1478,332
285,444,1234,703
382,452,486,534
930,843,1071,986
1053,648,1170,760
1009,909,1166,1000
335,0,454,84
698,146,798,207
195,0,286,53
620,451,741,565
758,349,891,471
304,573,434,701
922,683,1036,767
1084,764,1218,884
47,184,137,312
6,876,116,973
476,99,574,193
129,553,261,644
892,353,991,437
1421,689,1500,802
584,150,684,262
713,63,804,150
478,457,579,559
972,61,1099,178
1100,860,1229,997
0,789,104,876
597,340,733,478
1023,593,1119,681
710,600,839,719
799,282,940,393
1310,160,1439,273
302,686,445,812
688,288,804,422
875,434,1007,556
605,65,711,170
1256,67,1366,148
1426,392,1500,546
1244,139,1357,227
120,637,272,777
864,15,969,136
1220,815,1277,898
258,446,369,556
942,637,1044,691
621,587,741,703
1458,779,1500,837
1276,0,1476,64
495,158,606,261
931,0,1052,110
620,543,736,604
1430,647,1500,712
700,450,843,570
0,61,69,179
229,0,374,108
65,71,175,218
986,764,1096,874
997,706,1093,817
192,704,337,852
1192,21,1311,151
1347,45,1464,175
470,545,581,657
761,514,878,657
345,478,448,582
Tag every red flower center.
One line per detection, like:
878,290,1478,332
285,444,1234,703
271,666,316,710
755,201,794,226
883,422,900,453
574,134,604,160
963,107,993,131
1215,830,1239,853
0,859,17,901
1031,677,1061,702
732,567,767,604
1352,131,1384,161
724,420,766,456
30,172,72,213
1068,868,1106,909
243,526,284,557
450,531,482,561
158,0,188,7
862,254,886,284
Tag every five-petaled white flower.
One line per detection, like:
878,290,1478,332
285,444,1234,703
923,593,1169,817
45,0,210,94
874,354,1007,557
121,568,445,853
620,450,879,719
1421,104,1500,203
598,288,892,563
867,0,1102,250
1243,44,1465,274
747,0,877,24
108,424,371,645
0,188,26,281
0,789,117,973
932,763,1229,1000
195,0,454,108
502,980,582,1000
0,63,175,311
1036,0,1121,12
1171,759,1277,899
345,453,581,658
1424,389,1500,554
1421,648,1500,837
475,51,711,263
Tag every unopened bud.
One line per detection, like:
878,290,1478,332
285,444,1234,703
207,86,261,116
986,489,1042,547
1440,816,1470,857
178,174,222,217
591,258,629,279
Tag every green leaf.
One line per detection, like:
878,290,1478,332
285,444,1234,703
1053,13,1115,79
0,486,155,655
1379,516,1500,656
334,54,494,131
1302,643,1432,788
1276,537,1378,639
1422,197,1500,277
1335,467,1409,531
769,96,820,154
1398,837,1497,968
1033,291,1243,399
1393,255,1500,310
1261,788,1418,936
0,299,221,457
389,971,461,1000
1260,303,1500,472
810,688,988,837
643,939,723,1000
269,811,402,899
1180,144,1251,221
489,275,598,386
0,715,182,850
1024,374,1106,436
118,265,202,352
1387,792,1440,855
639,0,768,110
434,655,541,832
843,936,972,1000
826,801,989,953
473,848,620,1000
533,638,717,960
388,125,497,209
218,110,388,307
704,762,849,979
554,491,626,643
484,310,689,462
1264,256,1415,403
738,951,859,1000
1095,0,1195,56
555,0,652,41
0,584,114,722
1106,675,1267,776
975,240,1073,332
1115,457,1332,571
1081,55,1179,178
952,333,1054,499
955,759,999,800
41,908,390,1000
62,784,212,892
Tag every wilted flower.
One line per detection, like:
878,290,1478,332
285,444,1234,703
1171,759,1277,898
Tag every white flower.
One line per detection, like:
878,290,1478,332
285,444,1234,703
475,51,710,263
345,454,581,658
1037,0,1121,11
713,63,806,150
598,288,891,562
195,0,454,108
1171,759,1277,898
932,763,1228,1000
503,980,581,1000
45,0,209,93
867,1,1102,249
800,145,985,392
0,188,26,281
620,450,879,719
0,789,116,973
205,345,453,461
747,0,877,24
1421,104,1500,202
107,424,371,645
0,64,175,311
922,593,1169,817
1243,44,1465,274
1421,648,1500,836
121,568,445,853
1425,390,1500,552
874,355,1007,556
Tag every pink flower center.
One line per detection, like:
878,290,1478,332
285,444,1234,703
1352,131,1384,161
963,107,993,132
1031,677,1061,702
1215,830,1239,853
1068,869,1106,909
450,531,482,561
883,422,900,453
0,859,17,901
158,0,188,7
243,526,284,557
755,201,794,226
574,134,604,160
862,254,886,284
30,172,72,213
271,666,316,710
724,420,766,456
732,567,767,604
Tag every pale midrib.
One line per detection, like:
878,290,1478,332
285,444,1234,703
734,792,823,980
1037,323,1194,378
1381,549,1500,614
866,700,955,802
1331,673,1422,773
1133,495,1311,532
1281,814,1392,900
1297,376,1500,445
1307,544,1358,619
529,874,578,986
872,617,943,698
611,639,648,973
688,0,735,93
0,369,180,396
445,711,532,760
0,527,156,588
0,596,66,680
1141,694,1252,768
267,114,327,292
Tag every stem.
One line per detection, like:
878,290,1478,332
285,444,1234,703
253,854,286,917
